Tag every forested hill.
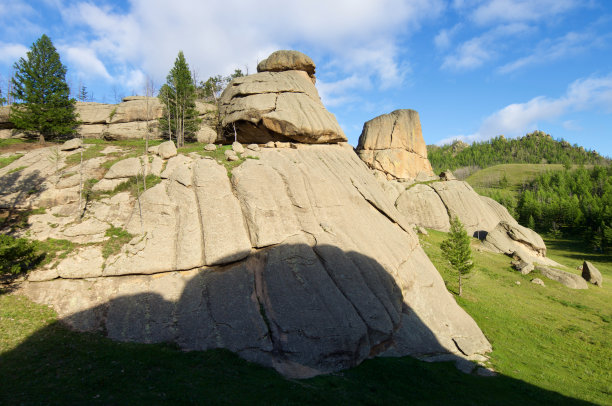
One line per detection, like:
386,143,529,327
427,131,610,173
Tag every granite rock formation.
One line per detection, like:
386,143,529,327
356,109,435,181
9,144,491,378
219,51,346,144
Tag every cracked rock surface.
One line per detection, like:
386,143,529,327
356,109,435,181
18,144,491,378
219,70,347,144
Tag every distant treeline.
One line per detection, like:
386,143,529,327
428,131,609,173
517,166,612,252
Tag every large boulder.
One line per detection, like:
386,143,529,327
75,102,114,124
19,145,491,378
356,110,435,181
108,96,164,124
536,265,588,289
582,261,603,286
257,50,316,83
0,105,13,129
219,51,346,144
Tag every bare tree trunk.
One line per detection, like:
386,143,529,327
78,133,84,210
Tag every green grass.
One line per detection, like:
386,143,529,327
110,174,162,198
1,232,609,404
102,226,134,258
6,165,26,174
0,138,28,149
0,153,24,169
420,229,611,405
64,144,106,166
33,238,76,267
467,163,565,192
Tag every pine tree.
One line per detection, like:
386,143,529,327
78,83,88,102
440,216,474,296
10,34,80,142
158,51,200,147
527,214,536,230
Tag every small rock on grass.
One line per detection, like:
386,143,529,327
232,141,245,154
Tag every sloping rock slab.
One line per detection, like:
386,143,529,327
19,145,490,378
396,184,450,231
536,265,588,289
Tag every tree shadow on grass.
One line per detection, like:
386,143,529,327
1,244,596,405
544,235,612,266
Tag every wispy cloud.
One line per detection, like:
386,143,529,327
0,42,28,65
465,0,581,25
441,23,529,71
442,0,587,72
61,46,112,80
498,30,607,74
438,74,612,145
52,0,443,96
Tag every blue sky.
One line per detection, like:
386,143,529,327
1,0,611,157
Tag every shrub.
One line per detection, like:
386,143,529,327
0,234,41,274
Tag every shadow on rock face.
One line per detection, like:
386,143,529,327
18,242,493,380
55,244,448,379
1,246,592,405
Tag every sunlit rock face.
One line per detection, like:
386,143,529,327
356,109,435,181
17,143,491,378
219,50,346,144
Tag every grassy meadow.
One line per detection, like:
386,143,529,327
1,231,610,405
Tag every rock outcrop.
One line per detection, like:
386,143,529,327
356,110,435,181
582,261,602,286
219,51,346,144
390,177,558,267
12,144,491,378
536,265,588,289
0,97,218,141
257,50,316,83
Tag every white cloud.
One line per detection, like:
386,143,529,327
468,0,580,25
55,0,443,98
0,42,28,65
498,31,600,74
62,46,112,80
442,0,585,72
450,74,612,143
318,74,369,107
441,23,529,71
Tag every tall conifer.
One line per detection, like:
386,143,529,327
10,34,79,142
158,51,199,147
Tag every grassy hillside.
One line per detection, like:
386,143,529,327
465,164,567,215
427,132,609,175
2,232,610,405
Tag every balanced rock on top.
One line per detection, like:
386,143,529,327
257,50,317,83
219,50,346,145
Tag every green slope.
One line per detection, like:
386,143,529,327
1,233,610,405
